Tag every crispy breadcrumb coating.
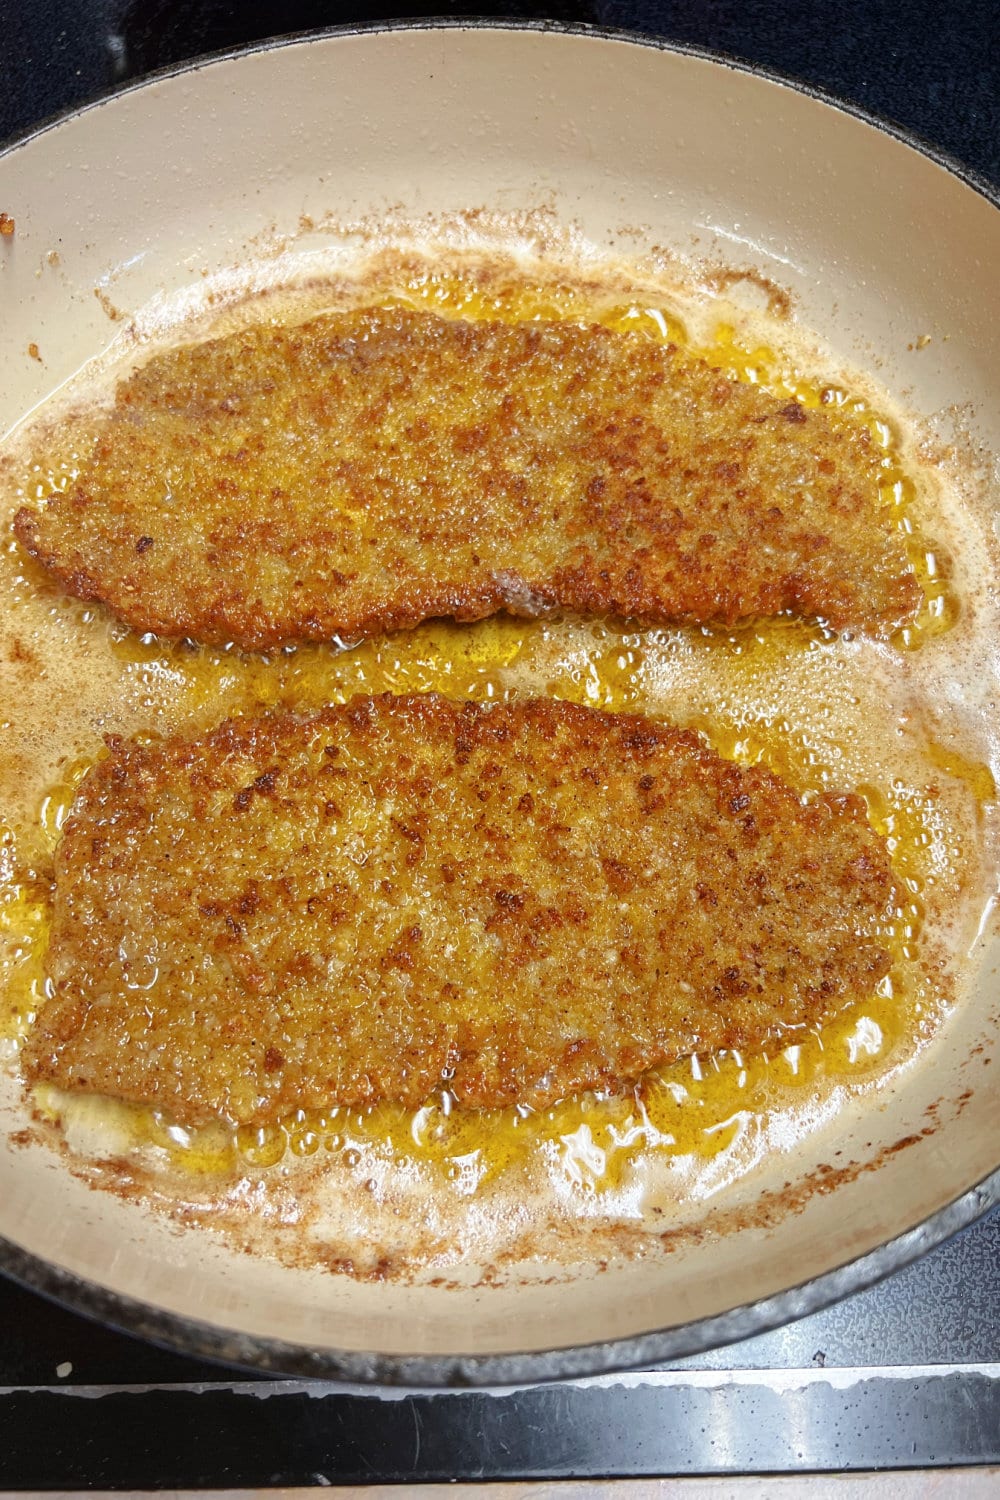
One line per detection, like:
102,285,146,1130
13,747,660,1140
22,695,895,1126
14,309,918,648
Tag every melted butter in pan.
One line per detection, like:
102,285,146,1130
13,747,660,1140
0,260,993,1220
6,616,991,1198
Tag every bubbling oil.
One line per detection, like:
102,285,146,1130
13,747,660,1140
9,614,985,1193
0,258,988,1207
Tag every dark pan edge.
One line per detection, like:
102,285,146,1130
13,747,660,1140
2,1167,999,1388
1,18,999,1386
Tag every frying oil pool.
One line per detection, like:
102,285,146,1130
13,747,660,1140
0,260,993,1217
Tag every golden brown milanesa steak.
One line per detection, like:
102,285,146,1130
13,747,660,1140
22,694,896,1127
14,308,918,649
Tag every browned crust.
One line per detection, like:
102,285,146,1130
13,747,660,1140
13,308,919,649
22,693,895,1127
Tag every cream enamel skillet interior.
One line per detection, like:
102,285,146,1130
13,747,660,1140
1,24,999,1384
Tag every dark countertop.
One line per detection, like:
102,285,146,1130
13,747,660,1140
2,1,999,1486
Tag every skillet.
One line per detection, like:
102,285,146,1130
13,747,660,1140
1,21,999,1385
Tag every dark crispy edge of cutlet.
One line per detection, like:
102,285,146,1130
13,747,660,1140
13,505,109,610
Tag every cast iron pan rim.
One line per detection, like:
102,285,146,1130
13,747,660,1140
1,18,999,1386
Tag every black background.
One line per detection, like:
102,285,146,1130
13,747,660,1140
1,0,999,1485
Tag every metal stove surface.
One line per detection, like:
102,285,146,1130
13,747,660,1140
1,0,999,1484
1,1218,1000,1484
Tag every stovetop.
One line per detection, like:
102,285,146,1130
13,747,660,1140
2,0,999,1485
2,1215,1000,1485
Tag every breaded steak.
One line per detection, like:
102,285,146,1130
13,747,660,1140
22,695,895,1126
14,308,919,649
